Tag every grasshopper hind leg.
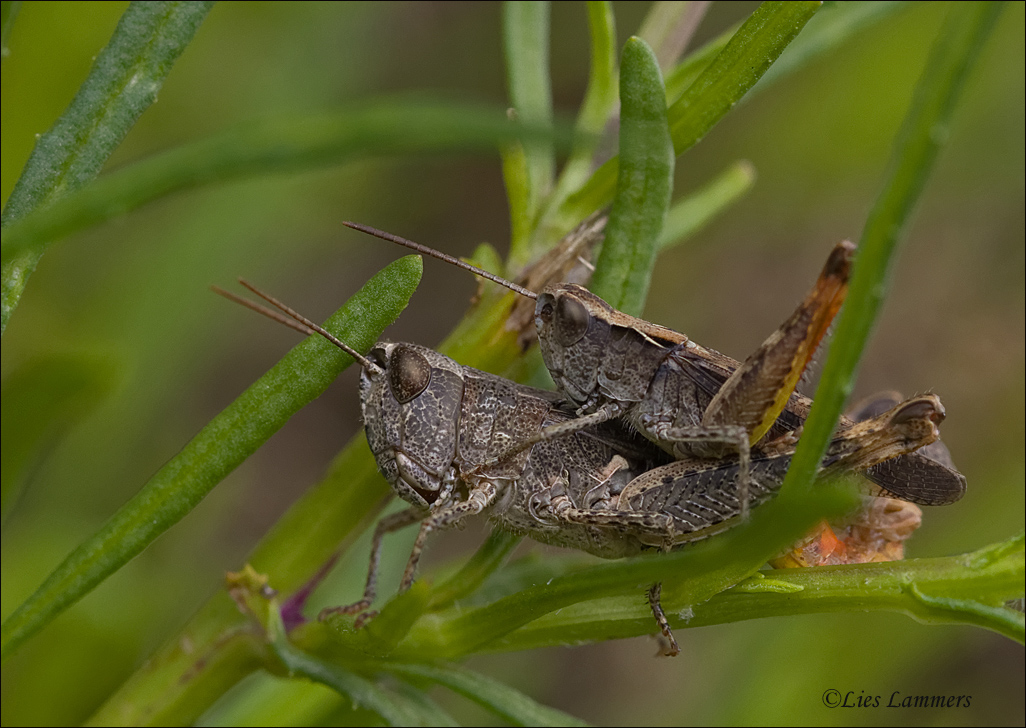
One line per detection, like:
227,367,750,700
641,422,753,520
648,582,681,657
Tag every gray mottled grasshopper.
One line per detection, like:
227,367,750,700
216,279,951,654
343,221,967,510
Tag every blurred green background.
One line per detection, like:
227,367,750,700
1,1,1022,725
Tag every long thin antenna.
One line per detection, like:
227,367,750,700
213,281,384,375
342,221,538,300
212,285,316,337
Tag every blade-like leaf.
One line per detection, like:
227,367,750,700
503,0,554,256
0,255,423,660
0,101,568,269
1,1,214,334
590,36,673,316
658,159,756,250
558,1,820,230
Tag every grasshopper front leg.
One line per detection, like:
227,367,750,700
398,482,498,592
319,504,427,623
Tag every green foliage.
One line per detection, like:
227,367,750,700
591,36,673,315
0,255,423,659
2,2,1022,726
0,1,214,334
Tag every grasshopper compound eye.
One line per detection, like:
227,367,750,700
554,294,590,346
388,345,432,404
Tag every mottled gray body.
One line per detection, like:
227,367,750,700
360,342,677,560
359,344,953,575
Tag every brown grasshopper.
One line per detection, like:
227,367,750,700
216,280,953,655
342,221,967,511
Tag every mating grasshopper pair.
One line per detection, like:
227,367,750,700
218,220,964,654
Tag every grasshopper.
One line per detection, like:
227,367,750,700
216,279,953,655
343,221,967,510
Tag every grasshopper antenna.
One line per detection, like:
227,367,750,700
212,280,384,375
342,221,538,300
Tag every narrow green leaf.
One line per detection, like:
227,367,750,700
501,138,534,263
0,1,214,335
386,662,589,728
666,0,821,152
662,3,907,128
0,256,423,660
756,1,907,90
1,101,568,269
906,587,1025,644
503,1,554,237
658,159,756,250
663,21,734,107
778,1,1004,501
542,1,617,222
590,36,673,316
558,2,820,230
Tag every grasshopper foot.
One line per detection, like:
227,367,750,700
318,599,372,624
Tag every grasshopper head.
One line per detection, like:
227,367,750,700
535,284,683,412
361,342,464,508
534,284,613,407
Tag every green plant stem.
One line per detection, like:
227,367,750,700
0,1,214,335
393,481,856,659
0,256,423,661
230,566,587,727
480,532,1026,651
777,1,1004,503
